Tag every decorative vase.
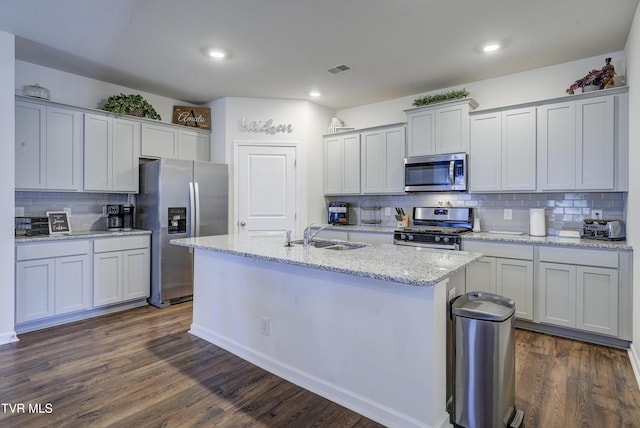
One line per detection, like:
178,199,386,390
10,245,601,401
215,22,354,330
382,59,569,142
582,84,600,93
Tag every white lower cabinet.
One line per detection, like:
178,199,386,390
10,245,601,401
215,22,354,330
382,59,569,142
538,247,618,336
16,240,91,324
463,241,534,320
93,236,150,307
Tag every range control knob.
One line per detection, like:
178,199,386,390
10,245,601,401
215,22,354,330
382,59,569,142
408,234,414,241
435,236,441,242
443,236,450,243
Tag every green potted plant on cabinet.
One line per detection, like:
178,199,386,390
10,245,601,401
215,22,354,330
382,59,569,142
102,93,162,120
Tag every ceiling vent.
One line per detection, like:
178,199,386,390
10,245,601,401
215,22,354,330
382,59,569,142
327,64,351,74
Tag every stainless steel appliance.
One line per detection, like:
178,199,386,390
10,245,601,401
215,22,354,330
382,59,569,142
393,206,473,250
582,219,626,240
137,159,228,308
107,204,123,230
328,202,349,225
404,153,467,192
121,204,134,231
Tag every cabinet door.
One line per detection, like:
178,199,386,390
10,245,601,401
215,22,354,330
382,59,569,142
436,104,467,154
469,112,501,191
46,107,83,191
112,118,140,192
196,133,210,161
141,124,178,158
324,136,343,194
123,248,150,300
361,131,384,194
538,262,576,328
93,252,123,307
576,96,614,190
55,254,91,315
177,130,199,161
466,257,497,294
497,258,534,320
537,102,576,190
15,101,46,189
384,127,406,193
84,113,112,191
406,109,436,156
342,134,361,194
16,259,55,323
502,107,536,191
576,266,618,336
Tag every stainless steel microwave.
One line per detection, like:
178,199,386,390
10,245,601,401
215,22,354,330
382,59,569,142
404,153,467,192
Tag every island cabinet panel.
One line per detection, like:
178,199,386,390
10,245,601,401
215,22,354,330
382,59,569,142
323,133,360,194
84,114,140,192
537,246,619,337
93,236,150,307
16,240,92,324
361,126,405,194
463,241,534,320
405,98,477,156
15,100,83,191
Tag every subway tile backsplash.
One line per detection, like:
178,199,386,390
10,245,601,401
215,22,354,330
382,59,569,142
15,192,132,232
328,192,626,235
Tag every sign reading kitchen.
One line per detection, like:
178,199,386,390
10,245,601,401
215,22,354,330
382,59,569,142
240,117,295,135
172,106,211,130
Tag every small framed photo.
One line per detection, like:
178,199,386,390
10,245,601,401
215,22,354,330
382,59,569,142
47,211,71,235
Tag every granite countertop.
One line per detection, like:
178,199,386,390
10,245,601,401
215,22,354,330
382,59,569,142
463,231,633,250
171,234,482,287
15,229,152,243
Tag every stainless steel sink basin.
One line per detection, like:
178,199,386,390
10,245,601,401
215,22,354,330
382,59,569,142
289,239,366,250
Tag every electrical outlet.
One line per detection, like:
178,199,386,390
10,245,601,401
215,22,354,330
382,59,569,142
102,206,108,218
261,317,270,336
448,287,456,301
503,209,512,220
384,207,391,216
592,209,603,220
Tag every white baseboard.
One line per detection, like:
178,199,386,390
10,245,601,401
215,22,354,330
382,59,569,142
189,323,447,428
628,343,640,390
0,330,18,346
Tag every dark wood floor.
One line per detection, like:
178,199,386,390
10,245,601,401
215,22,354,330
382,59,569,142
1,302,639,428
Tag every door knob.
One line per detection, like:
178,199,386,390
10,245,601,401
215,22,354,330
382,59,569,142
240,221,246,226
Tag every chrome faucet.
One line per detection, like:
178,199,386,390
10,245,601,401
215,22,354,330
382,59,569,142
303,223,331,247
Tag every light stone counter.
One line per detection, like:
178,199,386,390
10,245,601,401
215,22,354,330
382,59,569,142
170,234,482,287
15,229,151,243
463,231,632,250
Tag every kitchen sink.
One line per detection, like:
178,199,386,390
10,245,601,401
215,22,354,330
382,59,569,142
289,239,366,250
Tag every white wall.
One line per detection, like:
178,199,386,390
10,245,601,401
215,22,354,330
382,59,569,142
208,96,333,235
337,52,626,129
0,31,17,345
624,3,640,378
16,61,194,122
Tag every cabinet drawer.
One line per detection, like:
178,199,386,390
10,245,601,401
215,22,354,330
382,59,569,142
94,235,150,253
17,240,91,261
538,246,618,268
463,241,533,260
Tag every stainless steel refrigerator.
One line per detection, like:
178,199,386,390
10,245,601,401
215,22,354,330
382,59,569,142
137,158,228,308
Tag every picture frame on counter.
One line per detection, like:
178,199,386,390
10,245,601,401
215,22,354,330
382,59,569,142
46,211,71,235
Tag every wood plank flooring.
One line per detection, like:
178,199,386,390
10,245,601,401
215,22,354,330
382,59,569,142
1,302,639,427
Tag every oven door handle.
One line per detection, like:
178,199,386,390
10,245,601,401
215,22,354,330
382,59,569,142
449,161,455,185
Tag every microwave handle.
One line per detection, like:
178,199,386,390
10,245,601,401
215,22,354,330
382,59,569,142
449,161,455,185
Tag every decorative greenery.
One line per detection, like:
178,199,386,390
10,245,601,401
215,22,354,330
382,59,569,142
566,58,616,95
102,93,162,120
413,88,470,107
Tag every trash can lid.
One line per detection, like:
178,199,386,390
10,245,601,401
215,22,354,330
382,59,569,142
452,291,515,321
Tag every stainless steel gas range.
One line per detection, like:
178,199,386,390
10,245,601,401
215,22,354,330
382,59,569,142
393,207,473,250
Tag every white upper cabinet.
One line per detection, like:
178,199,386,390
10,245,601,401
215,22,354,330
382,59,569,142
405,98,477,156
16,100,83,191
324,133,361,194
470,107,536,192
538,93,619,191
361,126,406,194
141,123,210,161
84,113,141,192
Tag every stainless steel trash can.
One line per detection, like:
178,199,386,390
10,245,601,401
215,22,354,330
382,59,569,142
451,291,524,428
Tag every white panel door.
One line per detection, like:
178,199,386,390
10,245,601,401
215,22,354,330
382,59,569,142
112,118,140,192
576,96,614,190
94,252,123,307
237,144,297,236
502,107,537,191
16,259,55,323
469,112,501,191
55,254,91,315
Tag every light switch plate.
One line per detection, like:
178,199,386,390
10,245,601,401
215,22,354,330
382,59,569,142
592,209,603,219
504,209,512,220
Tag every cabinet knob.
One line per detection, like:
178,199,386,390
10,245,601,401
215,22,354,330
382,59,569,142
240,221,246,226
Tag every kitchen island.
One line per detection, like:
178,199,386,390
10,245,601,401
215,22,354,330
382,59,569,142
171,234,481,428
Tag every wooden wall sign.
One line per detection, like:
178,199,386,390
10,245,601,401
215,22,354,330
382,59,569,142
172,105,211,130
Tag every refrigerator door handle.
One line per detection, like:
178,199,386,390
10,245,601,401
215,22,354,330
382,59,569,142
189,181,196,238
194,181,201,237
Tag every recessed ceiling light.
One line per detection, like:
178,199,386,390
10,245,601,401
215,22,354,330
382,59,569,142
309,91,321,97
482,43,501,53
208,49,226,59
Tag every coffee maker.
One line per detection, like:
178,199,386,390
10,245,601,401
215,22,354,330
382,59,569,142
107,205,123,231
328,202,349,225
121,204,135,231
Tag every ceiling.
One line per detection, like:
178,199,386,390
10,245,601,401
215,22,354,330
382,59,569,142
0,0,638,111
